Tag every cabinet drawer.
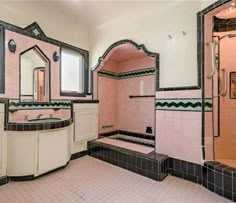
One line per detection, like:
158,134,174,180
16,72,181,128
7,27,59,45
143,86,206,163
73,103,98,111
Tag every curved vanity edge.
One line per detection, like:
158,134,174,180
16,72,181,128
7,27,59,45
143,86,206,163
72,100,99,103
8,160,70,182
6,118,73,131
7,151,89,182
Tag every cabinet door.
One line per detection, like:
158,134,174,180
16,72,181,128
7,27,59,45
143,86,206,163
74,109,98,143
38,129,68,175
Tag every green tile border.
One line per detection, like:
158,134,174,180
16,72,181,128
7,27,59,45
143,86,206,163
98,67,155,80
9,99,71,111
155,98,212,112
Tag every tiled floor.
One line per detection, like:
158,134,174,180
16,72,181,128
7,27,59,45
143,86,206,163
0,156,231,203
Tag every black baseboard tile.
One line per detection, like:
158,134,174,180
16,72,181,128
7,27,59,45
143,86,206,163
87,140,168,181
70,150,88,160
88,138,236,202
0,176,8,186
169,158,203,184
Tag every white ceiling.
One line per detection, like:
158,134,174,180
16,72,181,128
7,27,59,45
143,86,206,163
9,0,199,29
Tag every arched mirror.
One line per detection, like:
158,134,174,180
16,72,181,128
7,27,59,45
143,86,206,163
20,46,50,102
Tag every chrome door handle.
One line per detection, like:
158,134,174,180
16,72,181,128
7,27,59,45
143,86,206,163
207,41,217,79
220,69,227,97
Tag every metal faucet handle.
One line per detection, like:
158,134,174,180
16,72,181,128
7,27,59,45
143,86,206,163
37,114,43,119
24,115,29,121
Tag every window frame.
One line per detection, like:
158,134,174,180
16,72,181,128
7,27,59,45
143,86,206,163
60,45,88,97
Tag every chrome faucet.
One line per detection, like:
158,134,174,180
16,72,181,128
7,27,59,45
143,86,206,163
37,114,43,119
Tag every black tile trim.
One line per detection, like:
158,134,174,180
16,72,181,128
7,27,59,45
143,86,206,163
118,130,155,140
92,40,158,70
203,161,236,201
198,0,231,168
0,20,90,99
24,22,47,38
98,67,155,80
0,99,9,130
91,39,162,92
0,176,8,186
213,16,236,32
88,138,236,202
0,20,88,53
0,25,5,94
70,150,88,160
59,45,89,97
169,158,202,185
6,118,72,131
71,100,99,104
99,130,155,140
87,140,168,181
99,130,119,137
157,86,200,91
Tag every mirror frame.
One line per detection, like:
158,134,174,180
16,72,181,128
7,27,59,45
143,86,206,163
19,45,51,103
60,44,88,97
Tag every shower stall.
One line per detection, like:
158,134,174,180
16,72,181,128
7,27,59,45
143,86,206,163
206,27,236,168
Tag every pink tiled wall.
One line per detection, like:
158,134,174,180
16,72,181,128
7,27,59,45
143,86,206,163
98,76,118,133
97,56,155,135
117,57,154,72
117,75,155,134
0,30,91,100
155,90,202,164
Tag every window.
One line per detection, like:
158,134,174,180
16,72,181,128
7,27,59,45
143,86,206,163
60,47,88,97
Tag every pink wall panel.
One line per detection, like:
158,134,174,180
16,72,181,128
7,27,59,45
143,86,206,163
97,55,155,135
1,30,91,100
156,89,201,99
102,60,118,72
156,110,202,164
98,76,118,133
117,57,154,72
117,75,155,135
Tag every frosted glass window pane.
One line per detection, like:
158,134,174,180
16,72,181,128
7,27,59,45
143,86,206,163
61,49,83,93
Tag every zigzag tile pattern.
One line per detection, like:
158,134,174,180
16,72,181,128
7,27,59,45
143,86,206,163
9,99,71,111
98,67,155,79
155,98,212,111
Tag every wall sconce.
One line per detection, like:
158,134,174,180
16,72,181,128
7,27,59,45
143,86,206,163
53,51,60,62
8,39,16,53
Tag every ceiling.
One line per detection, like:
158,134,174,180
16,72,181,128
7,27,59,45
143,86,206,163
6,0,189,29
108,44,147,62
0,1,203,30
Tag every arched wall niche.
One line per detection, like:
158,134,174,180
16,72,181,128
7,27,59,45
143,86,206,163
92,39,159,140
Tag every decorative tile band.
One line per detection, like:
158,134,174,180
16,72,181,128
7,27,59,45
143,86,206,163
98,67,155,80
9,99,71,112
204,98,213,112
155,98,212,112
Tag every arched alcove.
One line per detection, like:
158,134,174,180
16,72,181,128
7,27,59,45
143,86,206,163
92,39,159,146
